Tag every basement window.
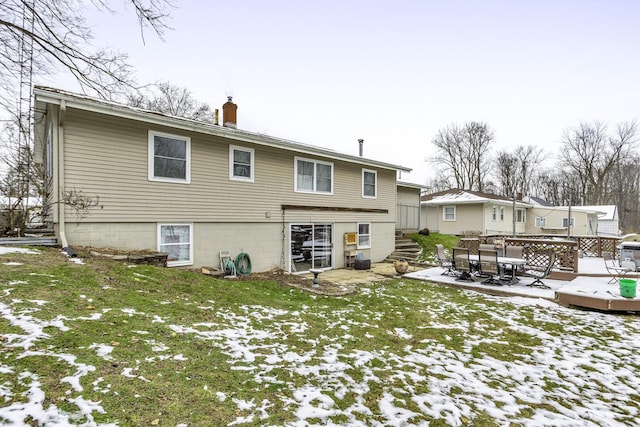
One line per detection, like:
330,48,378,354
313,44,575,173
358,223,371,248
158,224,193,267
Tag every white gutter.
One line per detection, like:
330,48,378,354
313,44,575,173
57,100,69,249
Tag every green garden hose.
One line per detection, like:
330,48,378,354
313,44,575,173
235,252,252,275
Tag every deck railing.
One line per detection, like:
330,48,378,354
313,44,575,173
457,235,621,273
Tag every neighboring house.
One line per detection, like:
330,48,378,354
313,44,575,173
421,189,529,236
33,86,413,273
526,206,601,236
421,189,603,236
580,205,620,236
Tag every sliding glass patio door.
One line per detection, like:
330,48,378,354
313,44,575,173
290,224,333,272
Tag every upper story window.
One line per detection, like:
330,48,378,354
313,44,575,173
500,207,505,221
295,157,333,194
362,169,377,198
492,206,497,221
229,145,254,182
443,206,456,221
562,217,575,228
148,131,190,183
535,217,547,227
516,208,525,223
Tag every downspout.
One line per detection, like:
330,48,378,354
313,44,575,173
57,100,69,250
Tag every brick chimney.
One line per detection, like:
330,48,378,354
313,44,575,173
222,96,237,128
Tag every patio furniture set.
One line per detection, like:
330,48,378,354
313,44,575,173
436,243,556,289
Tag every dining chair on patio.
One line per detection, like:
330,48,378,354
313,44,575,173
435,244,455,276
603,252,632,284
524,250,556,289
478,249,504,285
452,247,474,281
504,245,524,276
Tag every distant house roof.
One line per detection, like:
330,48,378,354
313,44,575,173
421,189,530,207
580,205,618,220
522,196,554,207
34,86,412,174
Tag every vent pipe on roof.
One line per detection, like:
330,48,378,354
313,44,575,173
222,96,237,128
358,139,364,157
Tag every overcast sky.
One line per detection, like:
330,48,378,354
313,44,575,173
44,0,640,185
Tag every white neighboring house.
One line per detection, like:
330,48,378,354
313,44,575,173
580,205,620,236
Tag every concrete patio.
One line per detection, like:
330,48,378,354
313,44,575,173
308,257,640,313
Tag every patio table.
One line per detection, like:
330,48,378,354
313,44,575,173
469,254,526,285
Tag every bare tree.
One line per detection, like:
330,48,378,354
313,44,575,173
561,121,638,205
495,145,543,197
0,0,173,109
127,82,215,123
429,121,494,191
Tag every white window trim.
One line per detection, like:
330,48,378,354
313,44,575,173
516,208,526,223
294,156,334,194
443,206,456,221
492,206,497,221
157,223,193,267
362,169,377,199
535,217,547,227
357,222,371,249
563,217,575,228
229,144,254,182
500,207,505,221
148,130,191,184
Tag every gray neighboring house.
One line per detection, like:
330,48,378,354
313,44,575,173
580,205,620,236
33,86,413,272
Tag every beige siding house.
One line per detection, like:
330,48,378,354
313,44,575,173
421,189,528,235
422,189,603,237
33,87,412,272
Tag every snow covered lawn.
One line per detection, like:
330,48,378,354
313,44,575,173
0,247,639,426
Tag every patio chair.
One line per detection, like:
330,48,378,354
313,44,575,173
435,244,455,276
452,247,474,281
524,250,556,289
603,252,632,284
478,249,504,285
504,245,524,276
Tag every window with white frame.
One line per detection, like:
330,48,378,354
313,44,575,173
358,223,371,248
295,157,333,194
149,131,190,183
362,169,377,198
229,145,254,182
516,208,525,223
492,206,497,221
500,207,505,221
158,224,193,267
562,217,575,228
535,217,547,227
443,206,456,221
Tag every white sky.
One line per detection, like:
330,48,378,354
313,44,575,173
42,0,640,185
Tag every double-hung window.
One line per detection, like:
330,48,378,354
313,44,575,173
492,206,497,221
362,169,377,198
149,131,190,183
443,206,456,221
229,145,254,182
358,223,371,248
158,224,193,267
295,157,333,194
562,217,575,228
500,207,505,221
516,208,525,223
535,217,547,227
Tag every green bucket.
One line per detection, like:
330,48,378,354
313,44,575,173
619,279,637,299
